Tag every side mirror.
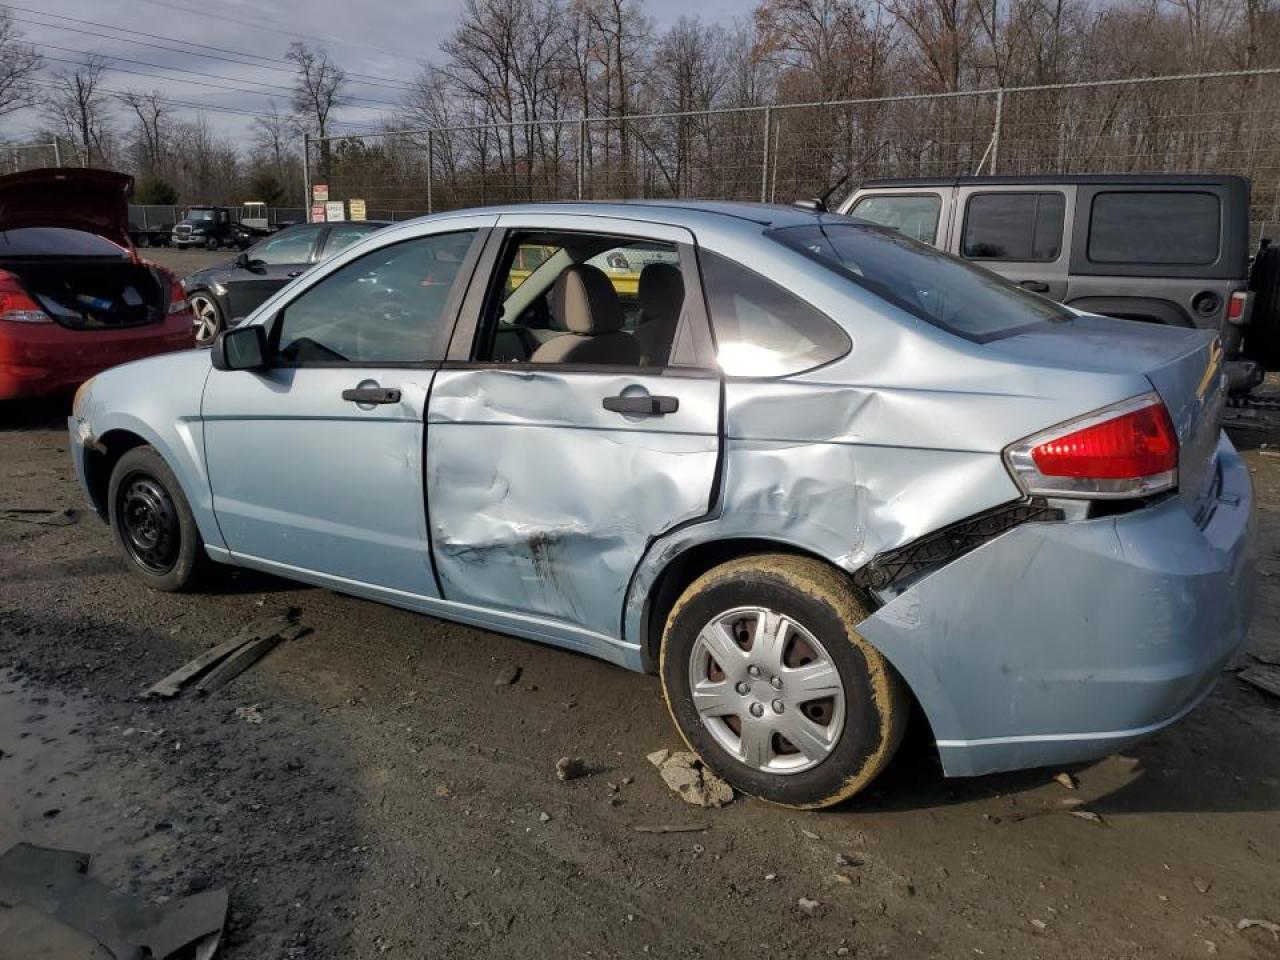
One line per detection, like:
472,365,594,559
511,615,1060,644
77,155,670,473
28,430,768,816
211,325,268,371
233,252,250,268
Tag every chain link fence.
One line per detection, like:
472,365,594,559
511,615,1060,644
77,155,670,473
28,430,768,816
307,69,1280,242
1,141,63,173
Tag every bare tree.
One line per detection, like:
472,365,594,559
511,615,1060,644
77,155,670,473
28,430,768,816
0,10,40,121
286,42,346,179
43,58,113,167
122,90,174,176
252,101,296,182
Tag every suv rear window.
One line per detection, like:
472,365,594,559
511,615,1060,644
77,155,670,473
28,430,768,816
771,222,1070,341
1088,191,1220,265
849,194,941,244
962,192,1065,261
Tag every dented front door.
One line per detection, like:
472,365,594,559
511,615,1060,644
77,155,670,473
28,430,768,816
426,368,721,639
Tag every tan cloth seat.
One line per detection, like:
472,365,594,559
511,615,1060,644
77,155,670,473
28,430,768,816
634,262,685,365
531,264,641,365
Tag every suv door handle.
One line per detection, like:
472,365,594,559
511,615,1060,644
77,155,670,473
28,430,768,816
342,386,401,404
286,270,304,278
602,394,679,416
1019,280,1050,293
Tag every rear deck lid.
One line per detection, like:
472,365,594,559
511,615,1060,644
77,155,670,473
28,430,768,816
988,313,1225,515
0,168,134,251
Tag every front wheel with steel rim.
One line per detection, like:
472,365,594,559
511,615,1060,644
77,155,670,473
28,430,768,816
190,293,223,347
660,554,909,809
108,445,213,592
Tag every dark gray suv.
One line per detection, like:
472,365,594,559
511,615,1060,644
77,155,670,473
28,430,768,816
840,174,1271,390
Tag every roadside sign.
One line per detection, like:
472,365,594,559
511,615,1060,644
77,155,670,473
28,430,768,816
310,203,326,223
325,201,346,222
349,199,367,221
312,183,329,203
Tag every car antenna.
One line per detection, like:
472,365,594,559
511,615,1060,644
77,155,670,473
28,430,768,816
792,174,850,214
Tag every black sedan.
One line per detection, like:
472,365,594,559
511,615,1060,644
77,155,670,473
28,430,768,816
185,220,388,345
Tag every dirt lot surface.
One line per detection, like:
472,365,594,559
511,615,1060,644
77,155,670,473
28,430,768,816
2,390,1279,959
143,247,234,277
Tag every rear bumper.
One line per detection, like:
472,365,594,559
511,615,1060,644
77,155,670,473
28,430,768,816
0,316,194,399
858,432,1255,777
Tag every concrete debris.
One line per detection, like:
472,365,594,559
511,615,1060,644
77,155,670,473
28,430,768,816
1069,809,1104,824
1193,876,1212,894
538,811,551,823
647,750,734,808
233,704,265,725
1054,772,1078,790
1030,918,1048,932
797,897,821,917
555,757,588,782
1236,918,1280,939
494,665,522,687
801,829,821,841
835,853,864,868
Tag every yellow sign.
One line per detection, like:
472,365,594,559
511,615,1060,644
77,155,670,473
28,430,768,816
349,199,367,221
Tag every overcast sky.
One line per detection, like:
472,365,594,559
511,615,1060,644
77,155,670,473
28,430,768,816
5,0,752,145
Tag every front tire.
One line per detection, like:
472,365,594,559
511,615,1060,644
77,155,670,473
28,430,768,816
660,554,908,809
108,446,212,592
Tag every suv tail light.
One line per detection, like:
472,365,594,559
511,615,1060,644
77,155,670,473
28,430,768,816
1004,393,1178,499
1227,290,1251,325
0,270,51,324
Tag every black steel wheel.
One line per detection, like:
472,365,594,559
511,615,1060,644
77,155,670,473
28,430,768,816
108,445,214,592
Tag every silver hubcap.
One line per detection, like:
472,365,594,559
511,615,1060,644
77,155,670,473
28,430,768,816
191,296,220,345
689,606,845,775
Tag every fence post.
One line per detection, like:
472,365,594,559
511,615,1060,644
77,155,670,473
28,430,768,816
51,140,62,168
302,134,312,217
760,106,772,203
577,118,586,200
990,89,1004,175
426,130,434,214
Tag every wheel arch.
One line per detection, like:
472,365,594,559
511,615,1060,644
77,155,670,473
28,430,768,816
83,427,150,519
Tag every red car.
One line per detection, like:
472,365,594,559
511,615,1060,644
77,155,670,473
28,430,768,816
0,168,193,400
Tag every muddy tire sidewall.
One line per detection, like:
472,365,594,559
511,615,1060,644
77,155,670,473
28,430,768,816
659,554,907,809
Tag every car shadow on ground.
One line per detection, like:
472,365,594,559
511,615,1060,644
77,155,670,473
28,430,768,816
0,397,73,431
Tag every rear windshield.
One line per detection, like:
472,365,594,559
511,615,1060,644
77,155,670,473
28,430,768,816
1087,191,1220,265
0,227,128,258
771,222,1070,341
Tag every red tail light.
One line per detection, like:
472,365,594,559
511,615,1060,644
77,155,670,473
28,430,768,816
1005,393,1178,499
0,270,51,324
159,271,189,315
1227,290,1251,324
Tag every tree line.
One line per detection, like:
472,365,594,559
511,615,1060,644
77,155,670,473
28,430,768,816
0,0,1278,210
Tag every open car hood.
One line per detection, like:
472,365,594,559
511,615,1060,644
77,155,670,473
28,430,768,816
0,167,134,250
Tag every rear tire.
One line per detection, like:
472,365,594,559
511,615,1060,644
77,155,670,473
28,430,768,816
1246,244,1280,369
659,554,908,809
205,236,219,251
108,446,213,592
190,293,224,348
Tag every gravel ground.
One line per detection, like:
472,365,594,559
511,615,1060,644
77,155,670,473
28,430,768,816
1,389,1279,959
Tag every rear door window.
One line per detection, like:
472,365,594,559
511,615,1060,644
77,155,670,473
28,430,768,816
962,192,1065,261
1088,192,1220,264
700,250,850,376
251,227,320,265
849,194,942,244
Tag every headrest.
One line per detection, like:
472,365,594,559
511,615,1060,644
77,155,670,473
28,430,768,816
639,262,685,321
550,263,623,335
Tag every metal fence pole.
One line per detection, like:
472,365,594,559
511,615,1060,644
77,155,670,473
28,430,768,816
426,130,434,214
760,106,772,203
302,134,312,216
52,140,61,168
577,118,586,200
990,89,1004,175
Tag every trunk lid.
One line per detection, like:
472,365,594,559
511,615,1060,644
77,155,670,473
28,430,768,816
989,313,1225,516
0,168,134,251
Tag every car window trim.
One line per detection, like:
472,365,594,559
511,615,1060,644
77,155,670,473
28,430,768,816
445,226,719,375
264,227,490,370
960,190,1067,264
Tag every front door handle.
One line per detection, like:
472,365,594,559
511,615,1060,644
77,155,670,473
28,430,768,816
602,394,679,416
342,386,401,404
287,270,304,278
1019,280,1050,293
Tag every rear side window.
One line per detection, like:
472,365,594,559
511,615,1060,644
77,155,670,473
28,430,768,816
322,224,378,258
0,227,127,258
850,194,941,244
700,251,849,376
962,192,1065,261
1088,192,1220,265
771,222,1070,341
250,228,319,265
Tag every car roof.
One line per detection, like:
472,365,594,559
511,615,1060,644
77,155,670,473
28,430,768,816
856,173,1250,189
409,200,832,232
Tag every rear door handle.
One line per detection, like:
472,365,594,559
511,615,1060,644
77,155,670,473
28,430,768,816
602,394,679,416
342,386,401,404
1019,280,1050,293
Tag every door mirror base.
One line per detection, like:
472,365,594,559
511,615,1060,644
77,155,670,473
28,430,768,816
211,325,269,372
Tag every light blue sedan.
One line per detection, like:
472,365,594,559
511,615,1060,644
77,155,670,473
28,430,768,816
68,202,1254,808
